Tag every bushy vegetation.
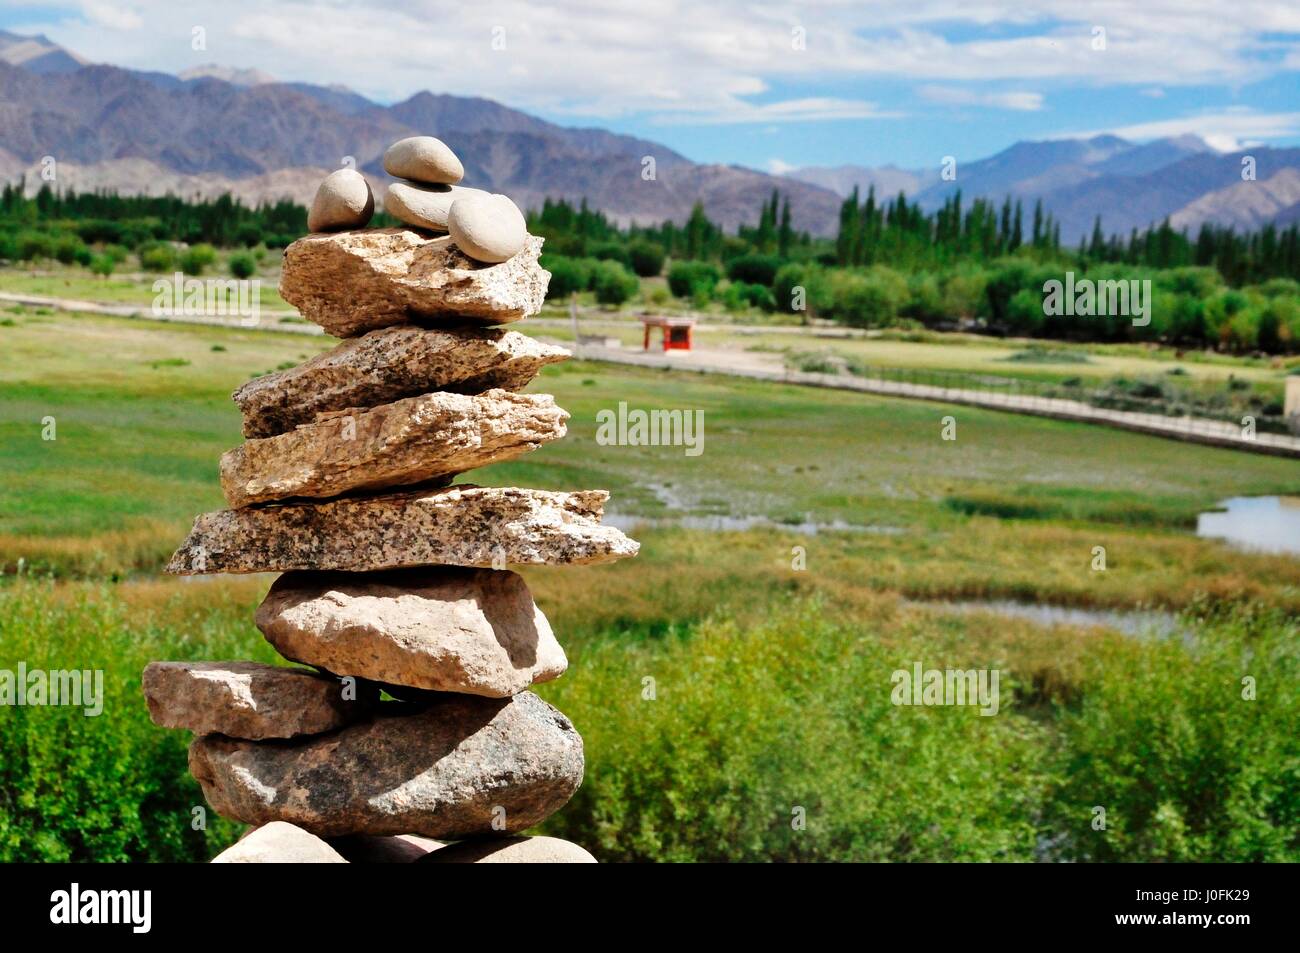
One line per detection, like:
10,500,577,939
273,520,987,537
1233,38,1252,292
1045,603,1299,862
0,579,248,861
2,577,1293,863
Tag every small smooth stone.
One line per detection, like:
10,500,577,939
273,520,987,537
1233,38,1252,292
212,822,347,863
383,136,464,185
385,182,487,232
141,660,373,740
418,835,597,864
307,168,374,232
448,193,527,264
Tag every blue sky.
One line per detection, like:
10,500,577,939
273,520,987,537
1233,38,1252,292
4,1,1300,171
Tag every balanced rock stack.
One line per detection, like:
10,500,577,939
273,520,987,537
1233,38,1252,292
142,135,638,864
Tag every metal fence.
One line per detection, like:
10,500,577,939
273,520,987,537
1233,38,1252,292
819,363,1292,436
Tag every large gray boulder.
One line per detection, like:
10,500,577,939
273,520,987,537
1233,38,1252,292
189,693,584,839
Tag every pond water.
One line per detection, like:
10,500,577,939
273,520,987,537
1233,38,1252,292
907,599,1185,639
1196,496,1300,555
604,512,903,536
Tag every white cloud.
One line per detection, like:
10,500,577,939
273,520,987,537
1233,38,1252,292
14,0,1300,123
767,158,797,174
656,97,901,125
1057,109,1300,150
81,1,142,30
918,85,1044,111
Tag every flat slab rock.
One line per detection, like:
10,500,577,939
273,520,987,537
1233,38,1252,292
142,660,373,740
165,485,639,575
418,835,597,864
279,228,549,336
232,325,569,439
212,821,347,863
220,389,568,507
188,692,584,839
256,568,566,697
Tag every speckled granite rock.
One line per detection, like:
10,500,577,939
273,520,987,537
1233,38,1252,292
418,835,597,864
232,326,568,439
220,390,568,508
165,485,638,575
279,228,549,336
188,693,584,838
212,821,348,863
141,660,373,740
255,568,566,697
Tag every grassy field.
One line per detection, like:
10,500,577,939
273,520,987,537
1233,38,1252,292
1,306,1297,862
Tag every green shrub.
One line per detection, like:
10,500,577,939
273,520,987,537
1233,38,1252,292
17,232,54,261
179,243,217,276
726,253,782,287
1046,607,1299,861
137,242,175,272
772,262,830,316
89,254,116,278
542,254,597,299
587,241,630,268
667,261,721,299
627,240,666,277
826,267,907,328
941,267,988,319
53,235,89,266
227,252,256,280
723,281,775,312
592,260,639,306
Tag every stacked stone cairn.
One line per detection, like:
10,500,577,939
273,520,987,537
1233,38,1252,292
142,135,638,864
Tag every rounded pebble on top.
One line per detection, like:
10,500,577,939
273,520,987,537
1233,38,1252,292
385,181,487,232
383,136,464,185
448,193,527,264
308,169,374,232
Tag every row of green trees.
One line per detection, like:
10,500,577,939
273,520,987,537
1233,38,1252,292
1,180,307,250
5,179,1300,351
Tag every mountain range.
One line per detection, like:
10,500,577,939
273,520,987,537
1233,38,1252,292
1,29,1296,241
785,134,1300,242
